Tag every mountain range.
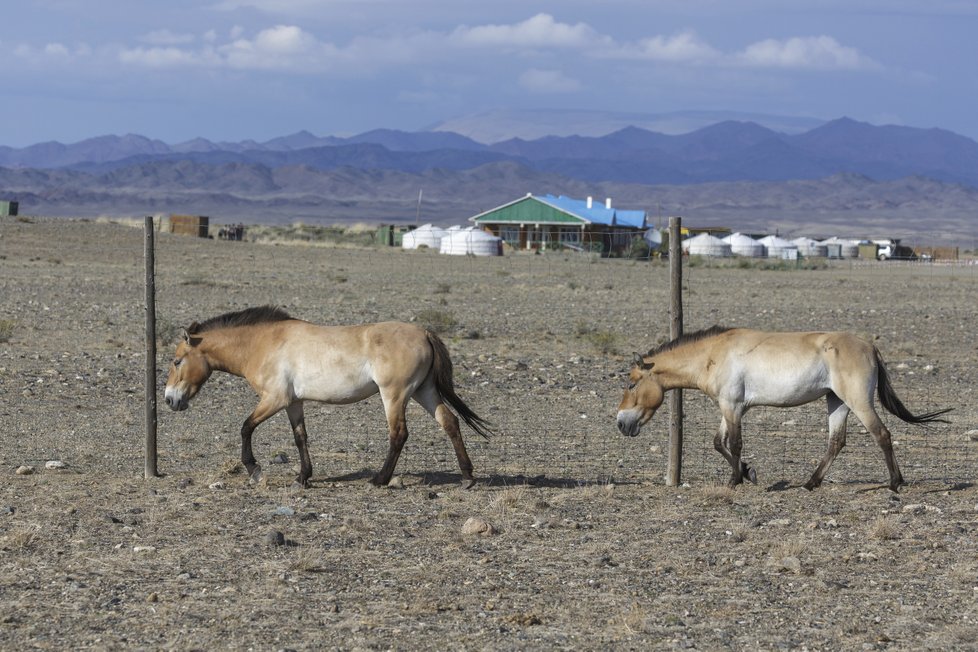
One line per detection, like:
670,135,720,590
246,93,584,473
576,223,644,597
1,112,977,240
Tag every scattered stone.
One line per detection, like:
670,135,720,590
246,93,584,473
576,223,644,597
265,530,286,547
965,430,978,442
270,452,289,464
780,556,803,574
272,506,295,517
146,592,159,603
15,465,34,476
45,460,68,470
177,478,194,489
765,518,792,527
462,516,496,536
386,476,405,489
1,506,14,515
902,503,942,515
208,481,225,490
133,545,157,554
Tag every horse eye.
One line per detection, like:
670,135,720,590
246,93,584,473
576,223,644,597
627,381,637,391
173,358,182,368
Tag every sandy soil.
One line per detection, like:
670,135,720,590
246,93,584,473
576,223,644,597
1,217,978,650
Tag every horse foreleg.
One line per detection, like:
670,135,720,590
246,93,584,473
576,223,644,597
286,402,313,489
240,398,284,485
373,390,409,486
805,393,849,490
716,412,749,488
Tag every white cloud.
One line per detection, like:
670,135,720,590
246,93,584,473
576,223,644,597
141,29,196,46
451,13,603,49
603,30,719,63
737,36,879,71
519,68,582,93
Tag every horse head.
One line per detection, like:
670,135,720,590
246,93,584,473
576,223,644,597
164,324,211,411
616,353,664,437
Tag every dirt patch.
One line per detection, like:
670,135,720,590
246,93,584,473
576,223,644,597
1,218,977,649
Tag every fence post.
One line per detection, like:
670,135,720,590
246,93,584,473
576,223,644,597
666,216,684,486
144,216,159,478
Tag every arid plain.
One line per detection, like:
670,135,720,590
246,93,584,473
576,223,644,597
1,218,977,650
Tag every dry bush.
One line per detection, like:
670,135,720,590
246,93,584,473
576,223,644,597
0,319,14,343
4,524,41,551
700,485,736,504
869,516,900,541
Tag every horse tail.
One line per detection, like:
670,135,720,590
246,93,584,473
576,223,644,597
426,331,494,439
874,347,952,424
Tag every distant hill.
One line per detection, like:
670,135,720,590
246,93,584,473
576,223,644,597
428,108,826,142
2,114,978,239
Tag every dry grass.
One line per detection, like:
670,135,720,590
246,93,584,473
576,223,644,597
869,516,900,541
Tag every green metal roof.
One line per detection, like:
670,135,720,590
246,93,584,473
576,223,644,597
470,196,587,226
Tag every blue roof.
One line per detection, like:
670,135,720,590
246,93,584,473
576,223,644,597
539,195,646,228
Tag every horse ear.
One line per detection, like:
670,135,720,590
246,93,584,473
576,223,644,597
182,325,202,347
632,353,654,370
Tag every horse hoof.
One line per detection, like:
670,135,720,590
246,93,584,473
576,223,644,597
803,481,817,491
460,478,476,490
290,480,309,491
249,469,265,486
746,467,758,484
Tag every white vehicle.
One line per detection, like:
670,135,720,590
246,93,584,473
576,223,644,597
872,239,897,260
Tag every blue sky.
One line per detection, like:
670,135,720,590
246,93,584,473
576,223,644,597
2,0,976,146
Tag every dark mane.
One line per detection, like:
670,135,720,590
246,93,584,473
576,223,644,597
189,305,293,334
647,325,732,357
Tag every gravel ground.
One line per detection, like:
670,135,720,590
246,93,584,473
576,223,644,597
1,217,977,650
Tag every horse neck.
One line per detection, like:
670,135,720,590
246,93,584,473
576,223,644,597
652,345,711,390
198,327,258,377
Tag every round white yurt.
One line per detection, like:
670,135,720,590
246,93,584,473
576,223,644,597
439,227,502,256
792,237,828,258
402,224,446,250
820,237,860,259
682,233,732,257
758,235,799,259
723,233,765,257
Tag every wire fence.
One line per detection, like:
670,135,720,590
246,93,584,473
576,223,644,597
4,219,975,489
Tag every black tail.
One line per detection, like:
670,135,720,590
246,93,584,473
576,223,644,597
426,331,494,439
875,348,952,424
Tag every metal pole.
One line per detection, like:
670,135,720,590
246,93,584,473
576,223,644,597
144,216,159,478
667,216,684,486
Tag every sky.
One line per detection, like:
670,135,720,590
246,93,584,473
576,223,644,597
2,0,977,147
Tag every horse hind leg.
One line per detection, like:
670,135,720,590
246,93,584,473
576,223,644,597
373,388,411,487
805,392,849,491
285,402,313,489
852,404,904,492
715,412,749,488
240,397,285,486
414,380,475,488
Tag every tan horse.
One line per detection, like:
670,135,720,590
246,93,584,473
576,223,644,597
164,306,492,488
616,326,951,491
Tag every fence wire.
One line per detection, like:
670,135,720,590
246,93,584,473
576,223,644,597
2,221,975,488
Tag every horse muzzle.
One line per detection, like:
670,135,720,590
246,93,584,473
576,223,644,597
616,411,642,437
164,387,189,411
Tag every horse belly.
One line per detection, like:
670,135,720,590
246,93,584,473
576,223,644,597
743,364,829,408
291,368,378,404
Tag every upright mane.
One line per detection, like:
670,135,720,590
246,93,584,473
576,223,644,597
189,305,293,334
647,325,732,357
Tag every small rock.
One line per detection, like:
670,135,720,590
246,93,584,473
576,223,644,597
1,506,14,515
270,452,289,464
15,465,35,476
965,430,978,442
208,481,225,490
146,592,159,603
265,530,286,546
386,476,405,489
765,518,792,527
461,516,496,536
902,503,942,515
272,506,295,517
44,460,67,470
133,545,157,554
177,478,194,489
780,556,802,574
